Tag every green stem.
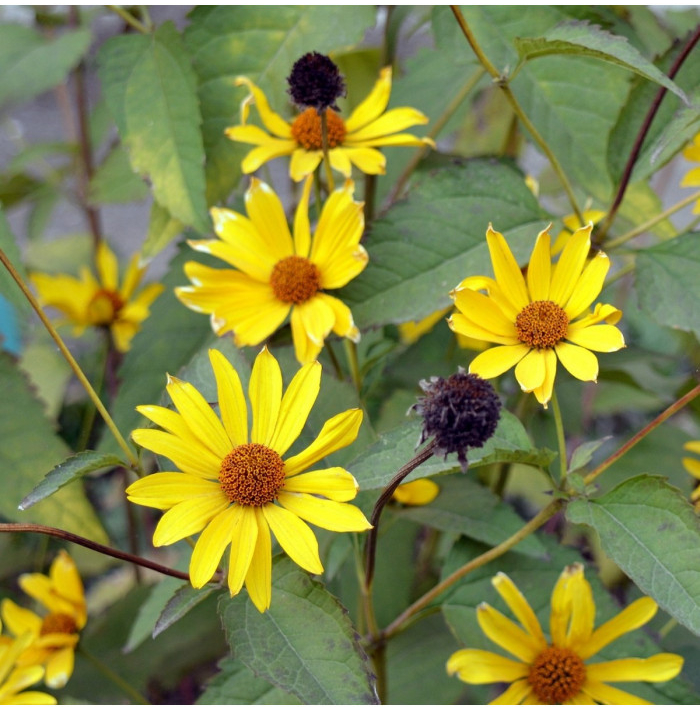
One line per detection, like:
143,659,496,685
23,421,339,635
344,339,362,397
105,5,150,33
76,334,109,452
137,5,153,31
0,248,139,468
606,189,700,250
78,646,150,704
584,383,700,486
551,389,568,484
320,110,336,192
379,499,562,643
449,5,583,222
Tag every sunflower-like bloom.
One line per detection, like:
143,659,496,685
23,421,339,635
448,223,625,407
681,132,700,214
682,440,700,510
0,632,55,705
447,564,683,704
552,209,607,255
226,67,434,181
393,478,439,506
30,242,163,352
0,551,86,690
126,347,372,613
176,177,367,364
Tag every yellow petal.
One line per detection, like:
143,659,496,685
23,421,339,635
345,67,392,133
294,297,335,349
224,123,281,146
262,504,323,574
578,596,657,659
189,505,238,588
565,571,595,649
680,165,700,186
526,226,552,302
268,361,321,456
290,148,323,181
448,313,518,346
327,146,353,177
555,341,599,382
345,107,428,142
209,349,248,448
284,409,363,477
550,564,578,648
228,507,259,597
317,293,360,341
0,600,41,637
293,175,314,258
2,664,46,695
239,140,298,175
486,225,530,312
118,253,145,300
476,603,541,663
452,287,518,339
126,473,221,510
582,680,653,705
245,508,271,612
249,346,282,446
166,375,230,458
492,573,546,648
345,132,432,148
563,251,610,320
532,347,557,407
95,242,118,291
514,348,547,392
446,648,527,683
244,179,294,261
131,428,221,479
587,654,683,683
282,467,359,502
469,344,531,380
393,478,439,506
490,678,536,704
15,576,72,619
317,241,368,291
6,690,57,705
233,77,292,138
550,223,591,306
400,308,451,345
290,306,323,364
344,146,386,175
152,494,229,547
566,323,625,352
277,492,371,532
684,456,700,480
43,647,73,689
684,440,700,454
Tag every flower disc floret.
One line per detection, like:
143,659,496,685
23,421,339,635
291,108,347,150
270,255,321,304
39,614,78,638
219,443,286,506
515,300,569,349
528,646,586,704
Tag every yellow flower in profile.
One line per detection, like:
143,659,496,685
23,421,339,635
127,347,372,613
30,242,163,352
448,223,625,407
176,177,367,364
226,67,434,181
447,564,683,704
393,478,439,506
551,209,607,255
0,632,55,705
681,132,700,214
1,551,86,689
682,440,700,509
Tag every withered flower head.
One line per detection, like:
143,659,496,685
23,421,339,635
412,368,501,471
287,51,346,112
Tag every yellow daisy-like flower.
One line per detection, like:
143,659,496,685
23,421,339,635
0,632,55,705
30,242,163,353
448,223,625,407
447,563,683,704
176,177,367,364
681,132,700,214
226,67,434,181
682,440,700,509
393,478,439,506
0,551,86,690
552,209,607,255
126,347,372,613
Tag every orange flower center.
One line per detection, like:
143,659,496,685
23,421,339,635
528,646,586,704
291,108,347,150
219,443,286,506
87,288,124,325
40,612,78,636
270,255,321,304
515,300,569,349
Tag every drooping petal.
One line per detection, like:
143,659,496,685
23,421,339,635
586,654,683,683
555,341,599,382
277,492,371,532
295,297,335,348
249,347,282,446
550,224,591,307
293,175,314,258
131,428,221,479
290,306,323,364
126,473,222,510
284,409,363,477
244,508,272,612
469,344,531,379
189,505,239,588
43,647,73,689
209,349,248,448
244,179,294,260
582,680,653,705
290,148,323,181
228,507,259,597
152,495,230,547
345,66,392,133
531,347,557,407
262,504,323,574
316,293,360,341
526,227,552,301
476,603,541,663
446,648,528,683
566,323,625,352
486,225,530,312
563,251,610,320
232,77,293,138
492,573,546,648
514,348,547,392
282,467,359,502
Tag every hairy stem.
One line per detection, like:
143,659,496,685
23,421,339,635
105,4,150,33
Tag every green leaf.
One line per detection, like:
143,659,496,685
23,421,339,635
19,450,124,510
153,584,215,638
218,557,378,705
349,410,554,491
97,22,209,233
142,201,184,262
183,6,376,203
198,656,300,705
568,437,610,474
0,206,30,315
0,354,107,541
567,474,700,636
396,475,546,557
341,160,547,329
0,24,90,108
636,233,700,340
514,22,687,102
88,146,149,204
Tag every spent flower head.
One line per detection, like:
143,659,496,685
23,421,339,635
447,563,683,704
287,52,346,112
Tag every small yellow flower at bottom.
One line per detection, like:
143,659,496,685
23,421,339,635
447,563,683,704
0,551,85,690
392,478,439,506
30,242,163,352
127,346,372,613
682,440,700,509
0,633,55,705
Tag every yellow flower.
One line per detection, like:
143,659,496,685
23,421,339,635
30,242,163,353
176,177,367,364
393,478,439,506
448,223,625,407
1,551,86,690
0,633,55,705
447,564,683,704
127,347,372,613
226,67,434,181
682,440,700,509
552,209,607,255
681,132,700,214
